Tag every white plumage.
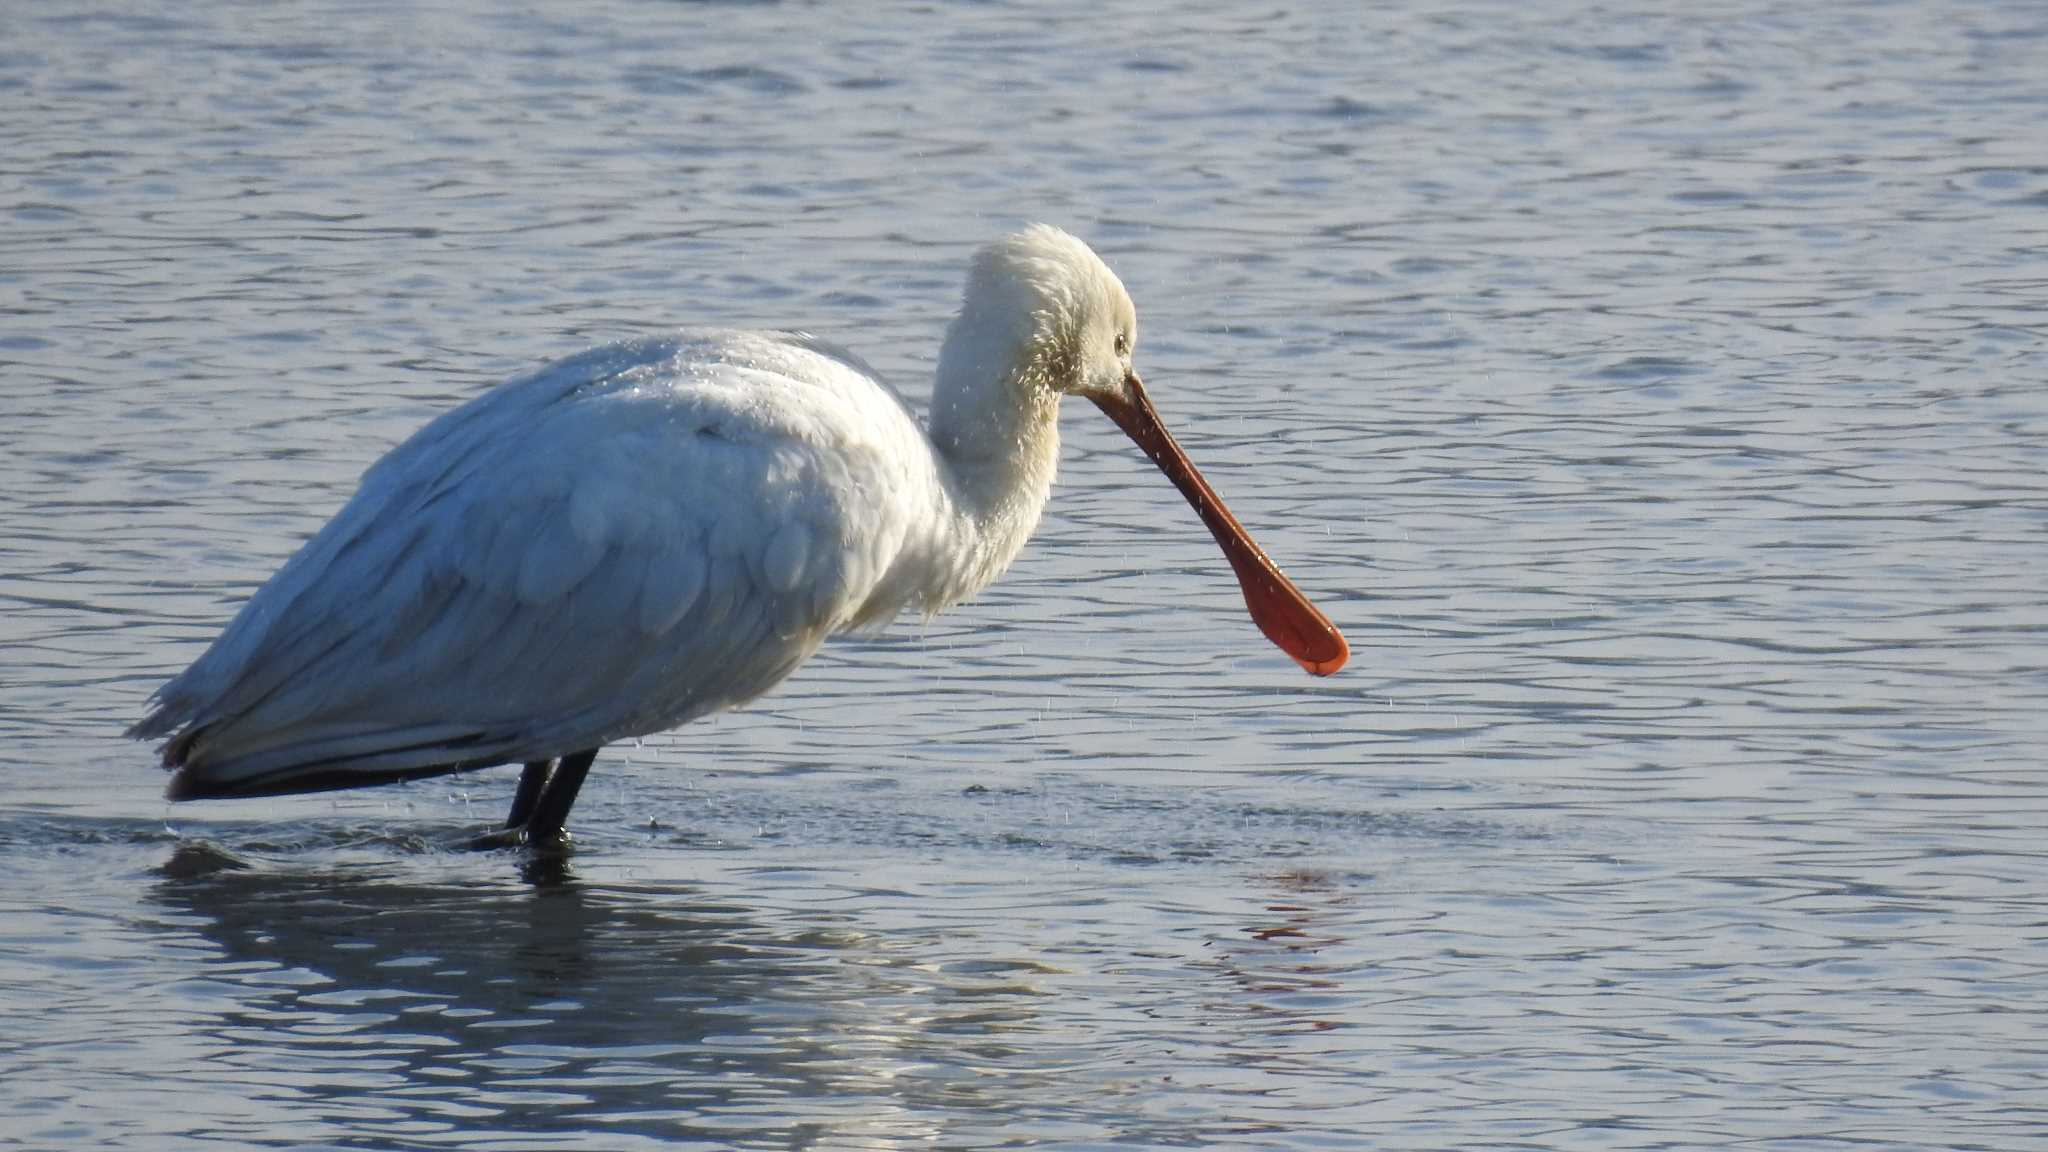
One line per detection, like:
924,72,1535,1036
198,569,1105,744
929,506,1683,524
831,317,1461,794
132,227,1347,842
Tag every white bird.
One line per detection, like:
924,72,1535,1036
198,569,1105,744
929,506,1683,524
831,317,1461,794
131,226,1348,845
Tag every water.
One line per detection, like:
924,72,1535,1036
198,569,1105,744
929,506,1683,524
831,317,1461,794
3,1,2046,1147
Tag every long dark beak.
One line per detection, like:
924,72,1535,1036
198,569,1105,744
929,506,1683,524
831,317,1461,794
1091,372,1349,676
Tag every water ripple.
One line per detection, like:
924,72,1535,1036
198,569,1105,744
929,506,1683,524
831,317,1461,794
4,0,2047,1147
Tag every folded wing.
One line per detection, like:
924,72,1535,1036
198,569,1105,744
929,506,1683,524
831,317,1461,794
136,332,927,798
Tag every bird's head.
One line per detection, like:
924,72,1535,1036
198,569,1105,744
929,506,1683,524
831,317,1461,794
947,223,1139,407
944,225,1350,678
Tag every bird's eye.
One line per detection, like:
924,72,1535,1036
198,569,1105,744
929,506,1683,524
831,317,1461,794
1114,332,1130,356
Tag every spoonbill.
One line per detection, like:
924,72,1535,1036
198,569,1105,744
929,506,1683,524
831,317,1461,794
131,226,1348,845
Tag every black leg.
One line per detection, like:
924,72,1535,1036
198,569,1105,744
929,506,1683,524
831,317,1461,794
505,760,553,828
522,748,598,845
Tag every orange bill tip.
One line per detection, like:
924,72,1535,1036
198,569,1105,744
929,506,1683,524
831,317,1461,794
1093,374,1348,678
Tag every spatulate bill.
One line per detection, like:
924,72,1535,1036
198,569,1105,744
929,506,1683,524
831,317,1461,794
1091,373,1349,676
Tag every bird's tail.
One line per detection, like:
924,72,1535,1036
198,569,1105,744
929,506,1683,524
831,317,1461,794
146,717,507,801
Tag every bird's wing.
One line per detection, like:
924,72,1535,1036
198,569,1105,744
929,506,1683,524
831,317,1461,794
137,332,932,794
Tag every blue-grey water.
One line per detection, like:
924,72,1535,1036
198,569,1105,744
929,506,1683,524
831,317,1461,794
4,2,2046,1148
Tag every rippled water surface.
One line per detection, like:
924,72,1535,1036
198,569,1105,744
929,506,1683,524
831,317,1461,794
4,2,2046,1148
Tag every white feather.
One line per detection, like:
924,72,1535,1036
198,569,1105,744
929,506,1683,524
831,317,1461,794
131,227,1226,801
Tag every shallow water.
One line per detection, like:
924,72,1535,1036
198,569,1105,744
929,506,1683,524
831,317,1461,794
4,1,2046,1148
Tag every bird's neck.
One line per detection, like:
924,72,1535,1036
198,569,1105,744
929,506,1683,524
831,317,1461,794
920,321,1063,609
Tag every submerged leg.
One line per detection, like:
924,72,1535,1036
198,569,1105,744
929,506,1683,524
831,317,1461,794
505,760,553,828
522,748,598,845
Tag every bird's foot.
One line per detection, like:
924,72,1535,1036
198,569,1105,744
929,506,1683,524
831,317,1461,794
460,826,526,852
458,826,574,855
522,828,574,857
453,824,576,885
